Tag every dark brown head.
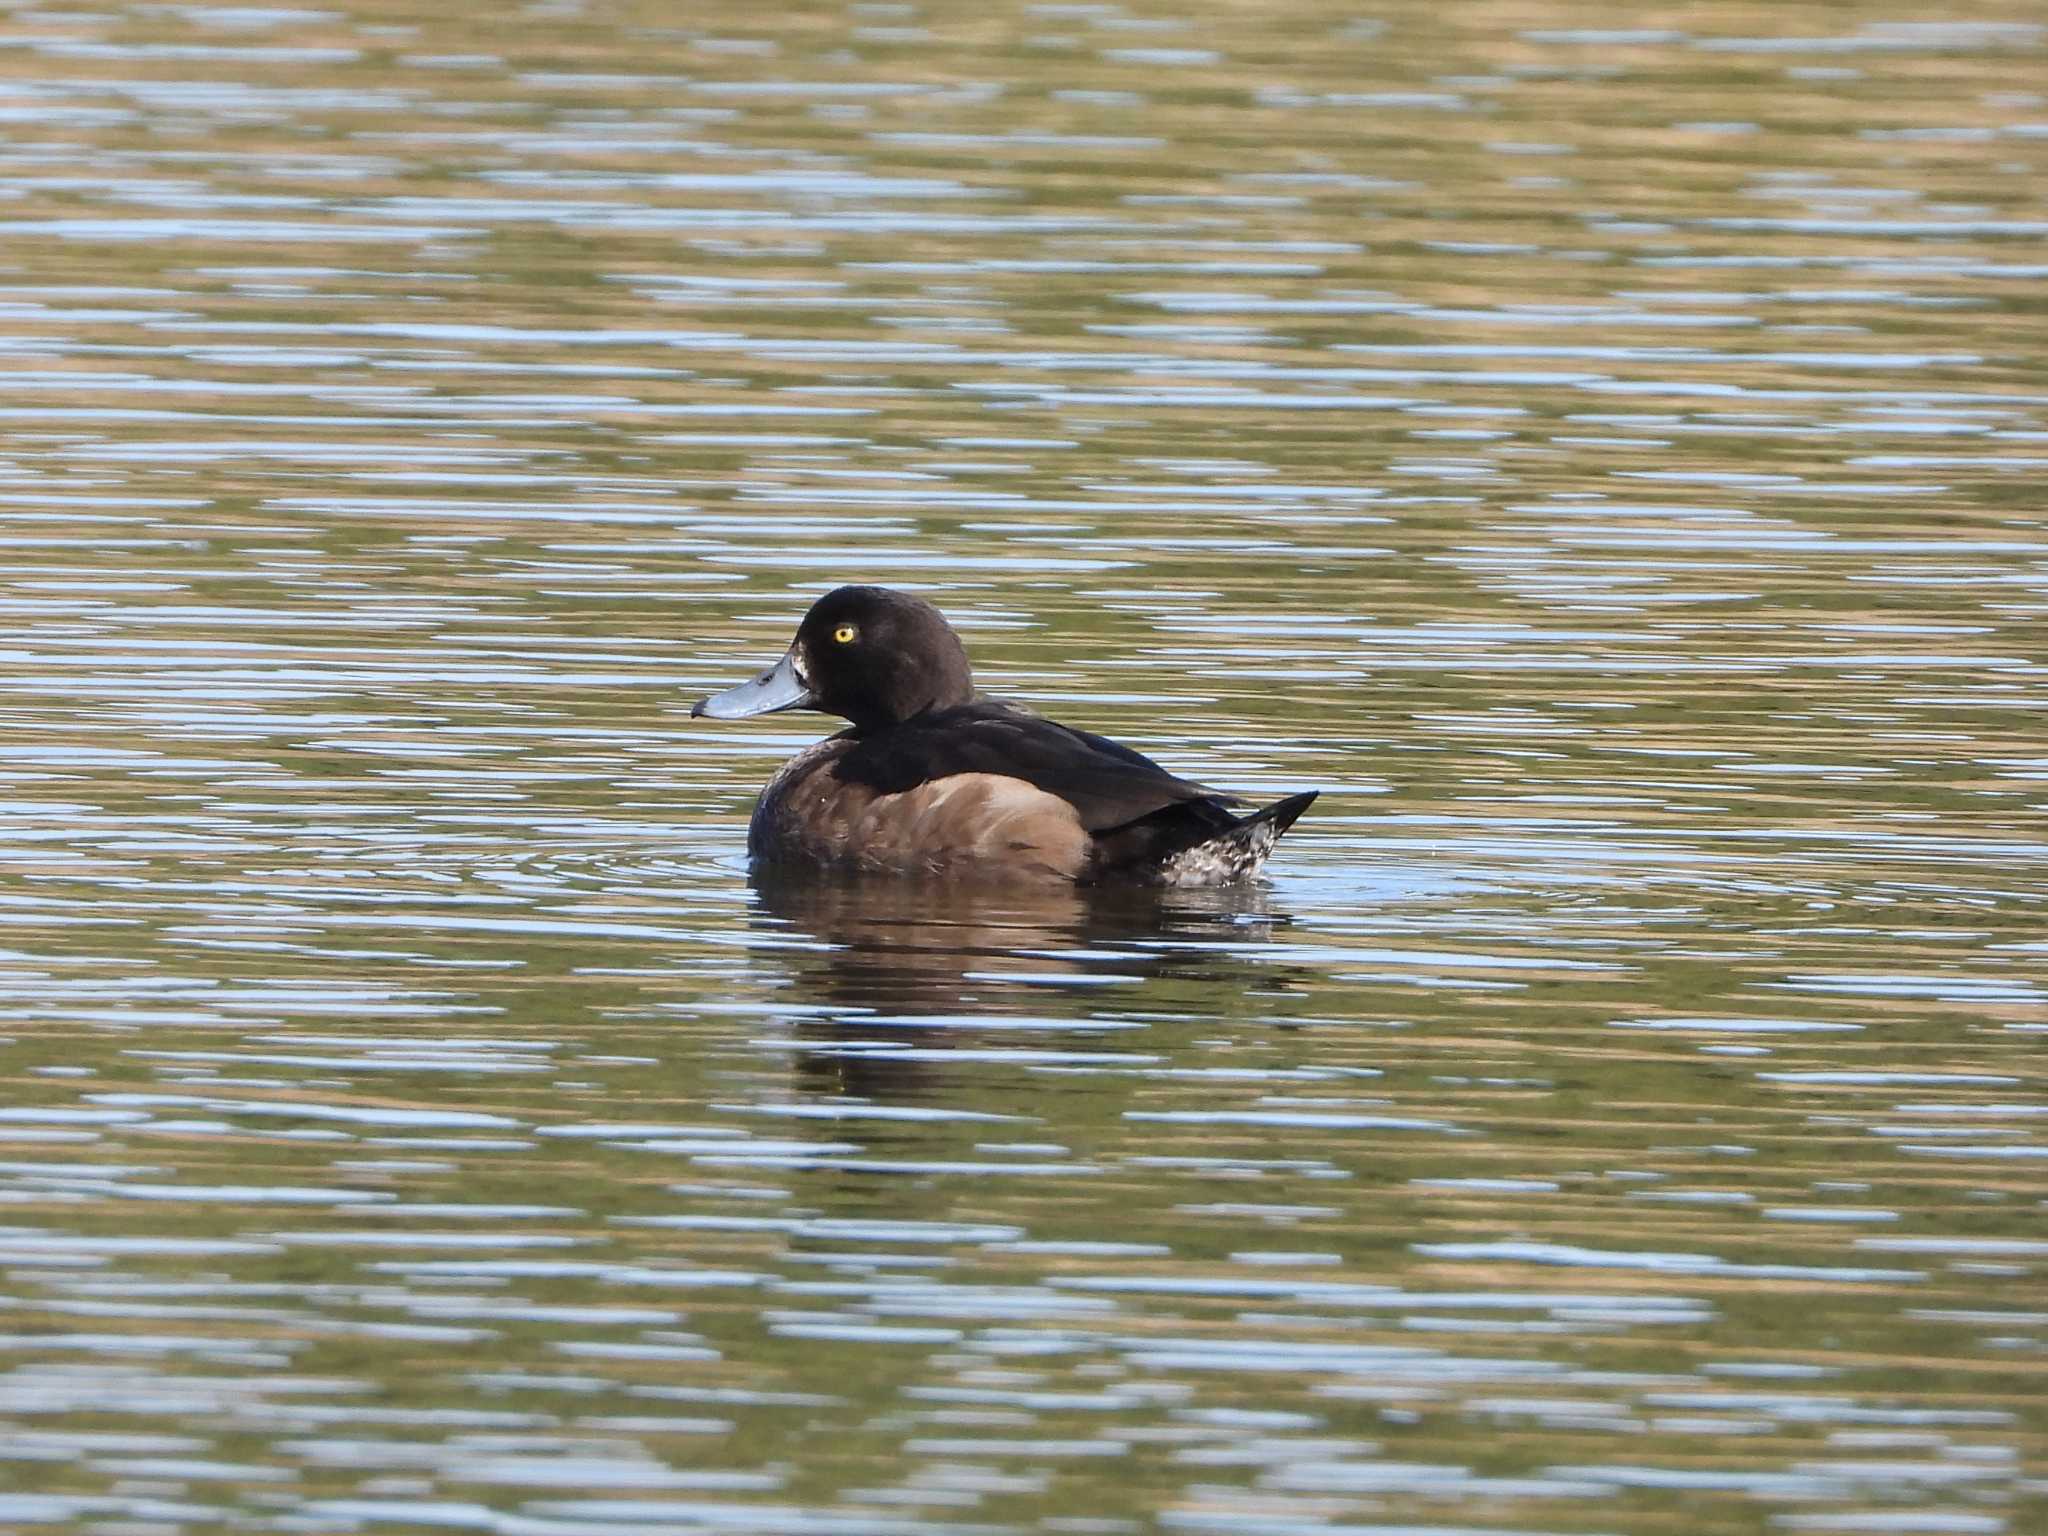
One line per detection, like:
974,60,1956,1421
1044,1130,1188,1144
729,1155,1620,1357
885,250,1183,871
692,585,975,731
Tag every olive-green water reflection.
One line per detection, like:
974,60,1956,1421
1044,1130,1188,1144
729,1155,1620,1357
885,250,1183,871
0,0,2044,1532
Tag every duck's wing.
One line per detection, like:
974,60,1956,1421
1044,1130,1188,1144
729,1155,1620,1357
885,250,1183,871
833,701,1235,834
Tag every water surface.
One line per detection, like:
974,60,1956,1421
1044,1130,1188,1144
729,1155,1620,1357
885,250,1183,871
1,2,2044,1533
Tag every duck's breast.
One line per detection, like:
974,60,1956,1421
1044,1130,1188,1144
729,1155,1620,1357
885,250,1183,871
748,742,1087,880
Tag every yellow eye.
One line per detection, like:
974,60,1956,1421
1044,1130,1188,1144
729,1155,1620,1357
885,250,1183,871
832,624,857,645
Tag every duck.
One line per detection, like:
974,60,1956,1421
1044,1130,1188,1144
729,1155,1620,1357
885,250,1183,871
692,585,1316,885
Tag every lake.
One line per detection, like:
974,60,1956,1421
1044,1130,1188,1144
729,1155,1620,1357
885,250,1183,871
0,2,2043,1533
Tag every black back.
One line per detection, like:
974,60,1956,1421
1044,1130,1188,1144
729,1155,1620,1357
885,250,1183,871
831,700,1237,835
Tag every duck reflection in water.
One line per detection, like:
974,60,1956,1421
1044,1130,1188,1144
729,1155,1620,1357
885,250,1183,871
749,869,1307,1102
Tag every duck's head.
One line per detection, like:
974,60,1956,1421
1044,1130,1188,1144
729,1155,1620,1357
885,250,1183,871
692,585,975,731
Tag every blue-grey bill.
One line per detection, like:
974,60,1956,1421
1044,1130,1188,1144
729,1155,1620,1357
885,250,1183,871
691,648,814,719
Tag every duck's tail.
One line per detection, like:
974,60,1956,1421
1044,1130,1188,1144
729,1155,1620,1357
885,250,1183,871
1156,789,1318,888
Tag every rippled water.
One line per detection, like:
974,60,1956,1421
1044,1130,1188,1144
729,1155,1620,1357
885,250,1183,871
2,2,2045,1533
